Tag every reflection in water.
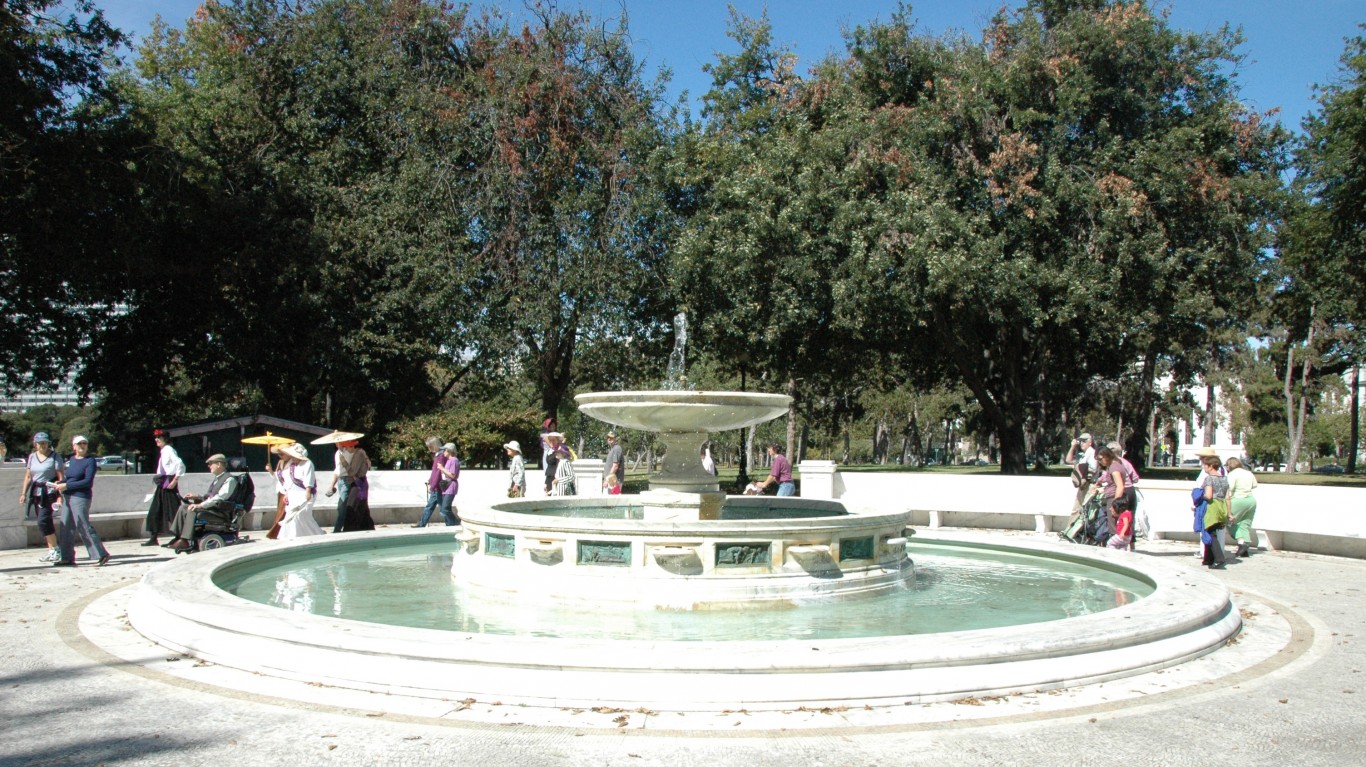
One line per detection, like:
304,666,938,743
223,541,1153,642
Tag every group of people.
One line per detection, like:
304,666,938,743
1192,451,1259,570
140,429,376,549
19,431,110,567
1064,432,1260,568
1065,433,1140,550
20,419,799,559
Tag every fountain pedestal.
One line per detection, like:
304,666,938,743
651,431,720,494
639,488,725,521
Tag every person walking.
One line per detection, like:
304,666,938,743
49,435,110,566
1225,457,1259,558
505,440,526,498
550,440,577,497
1198,455,1230,570
143,429,184,547
20,432,64,562
276,442,324,540
418,442,460,526
543,432,564,495
325,443,352,533
336,440,375,532
266,443,290,539
416,436,444,527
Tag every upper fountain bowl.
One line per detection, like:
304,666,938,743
576,391,791,433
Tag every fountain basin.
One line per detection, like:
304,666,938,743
574,390,791,433
127,529,1239,711
576,390,792,493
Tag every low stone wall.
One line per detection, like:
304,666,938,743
826,467,1366,560
2,467,533,549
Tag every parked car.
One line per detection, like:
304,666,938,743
1312,465,1345,474
97,456,127,471
4,457,24,464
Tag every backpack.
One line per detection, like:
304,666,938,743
229,468,256,513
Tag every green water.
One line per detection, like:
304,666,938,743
216,537,1153,641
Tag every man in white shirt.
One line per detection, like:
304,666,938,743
1063,433,1098,535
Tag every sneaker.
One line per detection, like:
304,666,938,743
39,549,58,563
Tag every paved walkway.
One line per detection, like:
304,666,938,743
3,530,1364,766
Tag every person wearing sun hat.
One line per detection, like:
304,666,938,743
505,440,526,498
275,442,325,540
143,428,185,547
20,432,64,563
49,435,110,566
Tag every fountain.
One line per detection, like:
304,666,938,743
446,313,915,609
124,314,1242,712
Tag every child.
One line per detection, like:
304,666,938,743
604,472,622,495
1107,495,1134,550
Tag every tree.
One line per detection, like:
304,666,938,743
671,10,882,457
1291,28,1366,470
835,1,1284,472
447,4,676,424
0,0,137,393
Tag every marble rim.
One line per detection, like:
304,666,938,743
127,527,1239,710
574,390,792,433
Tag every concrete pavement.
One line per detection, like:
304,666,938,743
2,529,1364,766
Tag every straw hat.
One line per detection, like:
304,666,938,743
280,443,309,461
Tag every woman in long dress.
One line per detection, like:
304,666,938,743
144,429,184,547
551,443,576,497
337,440,374,532
276,443,325,540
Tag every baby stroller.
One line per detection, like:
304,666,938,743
1061,492,1109,545
190,457,256,552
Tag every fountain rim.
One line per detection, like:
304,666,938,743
130,527,1234,677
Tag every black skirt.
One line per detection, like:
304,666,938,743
340,492,375,532
145,486,181,536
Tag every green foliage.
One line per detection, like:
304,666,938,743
377,402,541,469
0,0,138,393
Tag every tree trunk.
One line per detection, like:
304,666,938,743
784,377,797,459
1285,313,1317,473
1202,381,1217,447
1350,362,1360,474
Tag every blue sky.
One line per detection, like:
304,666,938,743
97,0,1362,132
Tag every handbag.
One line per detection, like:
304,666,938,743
1203,498,1229,530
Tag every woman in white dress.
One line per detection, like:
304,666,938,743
276,442,325,540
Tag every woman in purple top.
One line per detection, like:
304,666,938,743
51,435,110,566
756,443,796,496
418,442,460,526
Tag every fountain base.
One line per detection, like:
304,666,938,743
448,496,915,610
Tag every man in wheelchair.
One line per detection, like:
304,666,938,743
168,454,239,552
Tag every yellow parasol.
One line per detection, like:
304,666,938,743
311,431,364,445
241,432,296,471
